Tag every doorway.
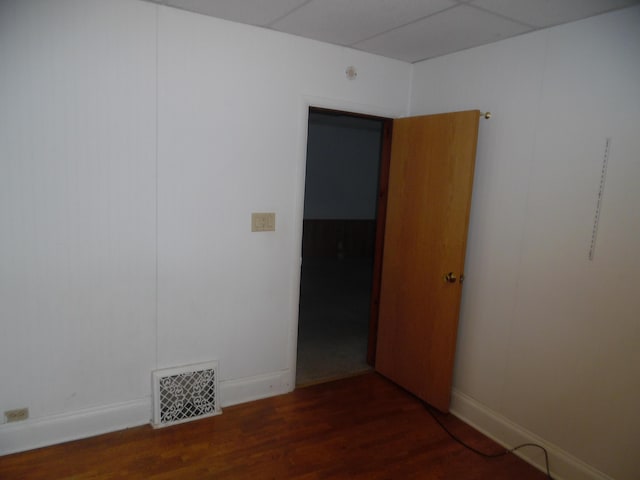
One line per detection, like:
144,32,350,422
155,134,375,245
296,108,386,386
295,108,481,412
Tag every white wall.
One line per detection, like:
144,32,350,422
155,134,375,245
0,0,410,454
0,0,157,452
410,7,640,480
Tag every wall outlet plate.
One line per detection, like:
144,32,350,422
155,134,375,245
5,408,29,423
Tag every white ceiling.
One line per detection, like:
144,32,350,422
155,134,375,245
146,0,639,63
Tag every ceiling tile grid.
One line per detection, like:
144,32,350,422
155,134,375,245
144,0,640,62
469,0,640,28
150,0,310,25
353,4,533,62
269,0,457,46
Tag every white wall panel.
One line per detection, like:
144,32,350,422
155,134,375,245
0,0,157,450
411,6,640,479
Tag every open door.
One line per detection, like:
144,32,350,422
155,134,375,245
375,110,480,412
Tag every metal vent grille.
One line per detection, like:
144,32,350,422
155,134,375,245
152,361,221,428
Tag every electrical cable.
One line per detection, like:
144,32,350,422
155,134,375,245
423,403,554,479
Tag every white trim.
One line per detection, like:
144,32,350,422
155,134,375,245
450,389,615,480
0,369,293,456
406,64,415,116
0,397,151,456
299,94,407,120
219,370,291,407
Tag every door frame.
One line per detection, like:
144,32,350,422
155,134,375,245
367,116,392,366
292,103,394,385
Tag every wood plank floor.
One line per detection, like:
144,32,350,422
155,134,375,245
0,373,548,479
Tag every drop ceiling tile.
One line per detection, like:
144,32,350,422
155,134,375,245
471,0,640,28
354,4,532,62
271,0,456,46
164,0,309,26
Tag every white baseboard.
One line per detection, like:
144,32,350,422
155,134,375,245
219,370,293,407
0,397,151,456
450,389,614,480
0,370,294,457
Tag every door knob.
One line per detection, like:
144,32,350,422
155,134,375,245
443,272,457,283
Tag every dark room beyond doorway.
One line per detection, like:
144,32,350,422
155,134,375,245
296,109,384,386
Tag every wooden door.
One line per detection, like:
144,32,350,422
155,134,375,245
375,110,480,412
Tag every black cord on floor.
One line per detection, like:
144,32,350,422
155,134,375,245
423,403,554,479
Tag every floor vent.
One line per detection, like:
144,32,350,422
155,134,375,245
152,361,221,428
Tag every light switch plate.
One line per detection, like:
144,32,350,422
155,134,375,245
252,212,275,232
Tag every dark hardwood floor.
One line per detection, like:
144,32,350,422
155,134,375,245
0,373,548,479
